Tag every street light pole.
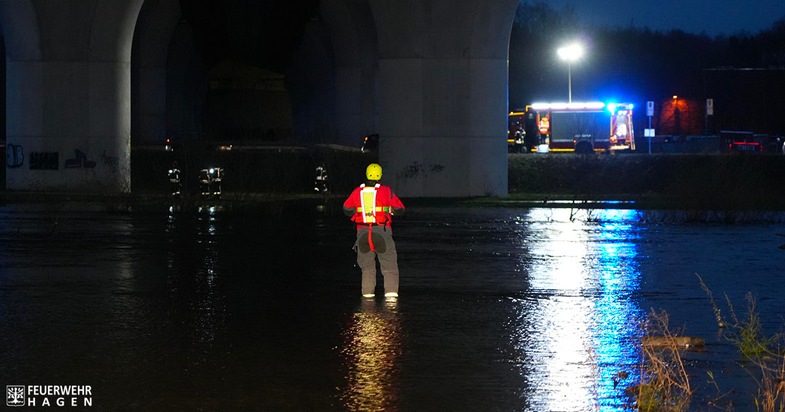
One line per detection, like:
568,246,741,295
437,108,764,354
566,62,572,103
557,43,583,103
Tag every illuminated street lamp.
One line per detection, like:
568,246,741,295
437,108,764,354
557,43,584,103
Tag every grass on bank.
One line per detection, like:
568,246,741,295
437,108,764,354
129,146,785,210
699,274,785,412
634,310,694,412
629,275,785,411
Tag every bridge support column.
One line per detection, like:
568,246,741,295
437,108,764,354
0,0,142,194
321,0,379,146
132,0,181,145
369,0,518,197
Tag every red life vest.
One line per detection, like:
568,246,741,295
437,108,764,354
354,183,391,224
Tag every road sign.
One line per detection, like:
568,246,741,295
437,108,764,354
645,128,655,155
646,101,654,117
706,98,714,115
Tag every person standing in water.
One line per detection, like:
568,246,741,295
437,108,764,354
343,163,405,299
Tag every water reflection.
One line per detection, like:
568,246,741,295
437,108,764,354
511,208,644,411
193,207,222,358
164,205,226,365
590,209,645,409
339,299,402,411
4,205,783,410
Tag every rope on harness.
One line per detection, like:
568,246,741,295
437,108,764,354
367,224,375,252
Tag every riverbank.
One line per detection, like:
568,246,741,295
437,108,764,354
508,152,785,210
2,150,784,213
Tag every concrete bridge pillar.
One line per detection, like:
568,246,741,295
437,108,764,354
132,0,181,145
321,0,379,146
0,0,143,194
369,0,518,197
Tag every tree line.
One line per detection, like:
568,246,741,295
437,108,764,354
509,1,785,134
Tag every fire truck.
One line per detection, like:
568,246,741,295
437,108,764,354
507,110,538,152
509,102,636,153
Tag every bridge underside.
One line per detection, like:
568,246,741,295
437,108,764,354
0,0,517,197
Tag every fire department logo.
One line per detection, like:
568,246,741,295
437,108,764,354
6,385,25,407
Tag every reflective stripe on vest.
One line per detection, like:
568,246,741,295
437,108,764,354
355,206,390,213
359,184,379,223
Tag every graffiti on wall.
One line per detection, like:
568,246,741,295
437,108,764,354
397,161,446,179
29,152,59,170
6,144,24,168
7,146,121,174
64,149,96,169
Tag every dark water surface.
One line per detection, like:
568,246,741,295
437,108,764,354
1,205,785,411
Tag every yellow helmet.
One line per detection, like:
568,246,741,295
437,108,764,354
366,163,382,180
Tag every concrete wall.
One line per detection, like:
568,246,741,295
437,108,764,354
0,0,143,193
369,0,518,197
132,0,181,145
321,0,380,146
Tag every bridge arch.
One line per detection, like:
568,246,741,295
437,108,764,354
0,0,517,197
0,0,142,193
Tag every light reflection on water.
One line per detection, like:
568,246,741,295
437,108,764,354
510,208,645,411
192,207,222,361
339,299,402,411
164,206,226,365
2,206,785,410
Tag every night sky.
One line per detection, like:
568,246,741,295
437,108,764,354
545,0,785,36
